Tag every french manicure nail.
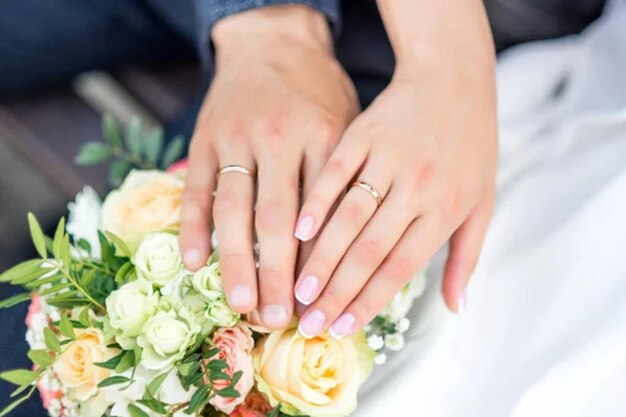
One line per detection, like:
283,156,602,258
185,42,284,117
329,313,356,339
229,285,252,308
183,249,200,266
262,304,289,328
458,288,468,314
298,309,326,338
295,215,315,241
295,275,319,305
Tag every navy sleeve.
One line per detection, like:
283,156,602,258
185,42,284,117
194,0,340,71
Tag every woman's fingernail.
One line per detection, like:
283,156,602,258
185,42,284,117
295,215,315,241
229,285,252,308
458,289,468,314
329,313,356,339
262,304,289,328
295,275,319,305
183,249,201,266
298,309,326,338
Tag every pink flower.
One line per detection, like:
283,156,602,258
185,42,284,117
230,405,264,417
167,158,188,175
25,295,41,328
208,325,255,414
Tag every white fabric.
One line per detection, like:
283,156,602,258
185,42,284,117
358,2,626,416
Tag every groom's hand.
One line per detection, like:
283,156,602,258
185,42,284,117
179,5,359,329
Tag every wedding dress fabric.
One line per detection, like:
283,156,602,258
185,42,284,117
357,1,626,416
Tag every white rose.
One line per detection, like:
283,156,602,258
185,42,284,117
133,233,184,287
66,186,102,260
137,308,200,371
105,278,160,349
101,170,184,253
161,271,193,301
191,262,224,301
182,292,213,334
206,299,239,327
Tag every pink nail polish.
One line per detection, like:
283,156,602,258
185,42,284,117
184,249,200,266
229,285,252,308
298,310,326,338
262,304,289,328
458,288,468,314
329,313,356,339
295,275,319,305
295,215,315,241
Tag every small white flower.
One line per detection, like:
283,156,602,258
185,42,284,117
191,262,224,301
367,334,385,351
205,299,240,327
66,186,102,259
374,353,387,365
385,333,405,352
133,233,184,287
396,317,411,333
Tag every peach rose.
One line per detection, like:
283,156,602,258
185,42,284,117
54,328,115,401
230,405,264,417
253,328,374,417
167,158,188,178
101,170,184,252
208,325,255,414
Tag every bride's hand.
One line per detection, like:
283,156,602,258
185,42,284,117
179,5,359,329
293,1,497,338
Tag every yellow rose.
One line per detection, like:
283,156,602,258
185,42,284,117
54,328,114,402
101,170,184,252
253,328,374,417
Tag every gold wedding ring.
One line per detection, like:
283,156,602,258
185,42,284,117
351,180,383,207
218,165,256,178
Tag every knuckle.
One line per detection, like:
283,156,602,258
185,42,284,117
259,265,288,286
409,160,436,192
352,297,378,320
255,199,289,231
325,158,348,179
352,238,385,265
219,251,247,273
213,190,242,221
337,200,369,227
385,256,415,281
317,289,344,314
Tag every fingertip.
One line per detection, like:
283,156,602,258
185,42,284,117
227,284,257,314
294,214,316,242
261,304,292,330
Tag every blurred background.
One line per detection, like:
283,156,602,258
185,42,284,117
0,0,607,415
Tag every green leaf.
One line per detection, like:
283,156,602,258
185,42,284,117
43,328,61,353
27,213,47,259
202,347,221,359
160,135,185,169
0,293,32,309
10,384,32,398
206,359,228,372
114,262,134,285
0,369,38,386
0,393,32,417
102,113,122,148
230,370,243,387
105,231,132,258
80,269,97,288
267,404,282,417
115,351,135,373
133,344,142,366
184,384,209,414
137,398,167,414
146,373,168,397
97,375,131,388
125,117,143,156
210,371,230,382
76,239,92,255
216,387,240,398
75,142,113,165
94,352,124,370
27,350,54,367
127,404,151,417
143,128,164,164
52,217,66,261
40,283,73,296
0,259,43,283
59,313,75,339
78,307,91,327
109,159,132,187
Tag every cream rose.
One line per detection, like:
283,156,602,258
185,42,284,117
206,299,240,327
133,233,184,286
253,328,374,417
105,278,160,349
191,262,224,301
137,308,201,371
101,170,184,252
54,328,116,402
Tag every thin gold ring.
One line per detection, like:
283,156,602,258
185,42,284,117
351,180,383,207
218,165,256,178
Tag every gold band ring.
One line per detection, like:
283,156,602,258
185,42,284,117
351,180,383,207
218,165,256,178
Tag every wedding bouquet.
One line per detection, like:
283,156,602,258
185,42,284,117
0,116,426,417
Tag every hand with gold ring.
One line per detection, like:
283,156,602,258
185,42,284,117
293,1,498,338
178,5,359,330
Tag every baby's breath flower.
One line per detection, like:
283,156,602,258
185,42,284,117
396,317,411,333
367,334,385,351
374,353,388,365
384,333,405,351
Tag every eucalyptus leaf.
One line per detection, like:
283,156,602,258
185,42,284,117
0,369,38,386
0,293,32,309
184,384,209,414
0,259,43,283
59,313,75,339
75,142,113,165
160,135,185,169
127,404,151,417
109,159,132,187
105,231,132,258
102,113,123,148
146,373,168,397
115,351,135,373
52,217,66,261
143,128,164,164
125,117,143,156
27,213,47,259
97,375,131,388
43,328,61,353
27,350,54,367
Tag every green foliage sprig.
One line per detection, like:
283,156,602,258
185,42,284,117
75,114,186,186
